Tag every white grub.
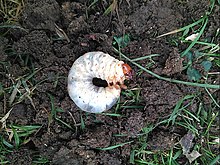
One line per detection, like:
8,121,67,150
68,51,129,113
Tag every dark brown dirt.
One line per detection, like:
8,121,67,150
0,0,219,164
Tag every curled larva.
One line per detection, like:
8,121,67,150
68,51,132,113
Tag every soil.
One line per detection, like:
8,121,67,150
0,0,219,164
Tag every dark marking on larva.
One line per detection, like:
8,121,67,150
92,78,108,87
109,82,113,86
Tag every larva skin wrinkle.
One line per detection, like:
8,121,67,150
68,51,131,113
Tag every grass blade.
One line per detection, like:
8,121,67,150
114,48,220,89
97,140,133,151
131,54,160,62
181,17,208,57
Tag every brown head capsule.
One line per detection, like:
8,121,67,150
122,63,132,79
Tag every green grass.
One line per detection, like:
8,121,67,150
127,94,219,165
0,95,41,162
32,155,50,164
93,2,220,164
96,140,134,151
0,123,41,162
111,1,219,164
0,30,50,163
115,48,219,89
157,0,219,82
48,93,75,131
0,0,219,164
0,0,24,23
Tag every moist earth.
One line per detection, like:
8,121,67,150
0,0,218,164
